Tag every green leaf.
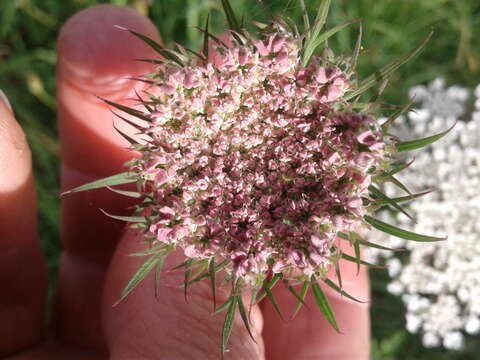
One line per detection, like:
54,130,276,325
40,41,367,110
193,26,229,49
100,209,146,223
186,259,229,286
106,186,142,199
113,123,141,146
258,274,283,318
128,76,155,86
170,258,202,271
391,175,414,195
311,279,340,332
61,172,135,196
345,31,433,100
301,0,331,65
350,22,363,72
370,78,390,103
310,0,331,40
381,98,415,131
353,240,361,275
118,26,185,66
334,261,343,289
203,14,210,59
110,110,147,132
356,238,405,252
374,189,434,206
302,19,359,67
221,274,234,287
221,294,237,358
368,185,415,221
100,97,152,122
208,257,217,310
184,259,194,302
134,89,153,112
323,278,365,303
248,287,259,320
376,173,413,195
115,255,159,305
263,283,284,320
336,232,351,242
299,0,310,33
154,255,166,298
237,295,255,341
375,158,416,179
364,215,446,242
182,45,207,63
255,273,282,303
212,297,233,316
134,58,165,65
396,122,456,153
341,252,385,268
221,0,240,33
129,244,171,257
190,260,210,283
288,280,310,319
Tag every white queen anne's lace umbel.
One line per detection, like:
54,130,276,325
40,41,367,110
367,78,480,351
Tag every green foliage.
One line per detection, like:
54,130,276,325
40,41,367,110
115,254,165,305
285,280,309,319
61,172,136,195
365,216,447,242
345,31,433,101
262,274,284,319
301,0,331,66
221,290,237,358
395,122,456,152
323,278,365,303
311,278,340,332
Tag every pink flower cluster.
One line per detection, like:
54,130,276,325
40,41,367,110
134,33,387,284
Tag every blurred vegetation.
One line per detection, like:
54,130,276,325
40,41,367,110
1,0,479,358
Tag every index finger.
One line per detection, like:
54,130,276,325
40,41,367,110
0,92,47,356
261,239,370,360
53,5,161,350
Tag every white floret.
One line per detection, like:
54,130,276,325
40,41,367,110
366,78,480,351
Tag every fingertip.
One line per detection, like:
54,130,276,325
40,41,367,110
0,89,13,112
103,230,265,360
58,4,161,94
0,92,31,193
53,6,160,348
0,91,47,356
262,240,371,360
57,5,161,176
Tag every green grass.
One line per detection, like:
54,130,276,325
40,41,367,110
1,0,479,358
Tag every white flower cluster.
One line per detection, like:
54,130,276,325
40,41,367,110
367,78,480,350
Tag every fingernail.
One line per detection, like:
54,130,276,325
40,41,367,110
0,89,13,112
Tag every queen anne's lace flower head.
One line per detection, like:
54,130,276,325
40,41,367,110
367,79,480,351
131,31,387,286
65,2,446,355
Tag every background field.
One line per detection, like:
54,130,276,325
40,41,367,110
1,0,480,358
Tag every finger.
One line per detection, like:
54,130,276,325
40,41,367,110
262,240,370,360
0,91,48,356
54,5,160,350
103,229,265,360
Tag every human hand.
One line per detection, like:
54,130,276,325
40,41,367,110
0,5,370,359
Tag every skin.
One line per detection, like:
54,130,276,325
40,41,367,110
0,5,370,359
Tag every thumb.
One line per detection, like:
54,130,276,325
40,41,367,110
103,229,265,359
